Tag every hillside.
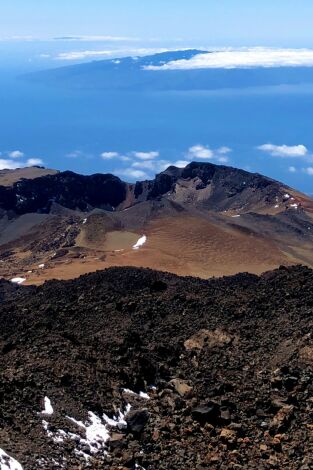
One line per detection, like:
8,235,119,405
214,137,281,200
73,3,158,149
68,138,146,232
0,265,313,468
1,162,313,284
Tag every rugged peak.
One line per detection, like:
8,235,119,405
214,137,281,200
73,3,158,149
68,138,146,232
0,162,309,216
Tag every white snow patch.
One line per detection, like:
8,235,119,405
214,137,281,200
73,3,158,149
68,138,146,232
133,235,147,250
122,388,137,395
38,264,45,269
122,388,150,399
0,448,23,470
42,397,54,415
284,193,291,199
231,215,241,218
43,404,131,460
42,419,81,444
82,218,87,224
10,277,26,285
290,203,298,209
274,204,280,208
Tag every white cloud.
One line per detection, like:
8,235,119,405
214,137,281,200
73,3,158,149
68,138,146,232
132,151,159,160
173,160,190,168
217,156,230,163
185,144,232,163
288,166,297,173
188,145,214,160
66,150,83,158
144,48,313,70
8,150,24,158
304,167,313,175
131,158,191,175
57,50,115,61
258,143,308,158
56,48,172,61
132,159,171,172
0,159,22,170
116,168,149,180
100,152,120,160
132,160,156,170
0,151,44,170
27,158,43,166
217,146,232,155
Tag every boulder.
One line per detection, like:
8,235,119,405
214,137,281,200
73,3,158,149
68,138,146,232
109,432,126,450
191,402,220,425
169,379,193,397
126,409,150,434
184,329,233,351
220,428,237,444
270,405,294,431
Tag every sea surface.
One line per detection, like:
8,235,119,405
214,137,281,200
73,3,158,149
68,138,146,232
1,69,313,192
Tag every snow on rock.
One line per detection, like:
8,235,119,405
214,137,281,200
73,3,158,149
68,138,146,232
10,278,26,285
133,235,147,250
283,193,291,199
231,215,241,218
82,218,87,224
42,420,80,444
0,448,23,470
43,404,132,460
122,388,137,395
122,388,150,400
38,264,45,269
41,397,54,415
68,412,111,453
290,203,298,209
274,204,280,208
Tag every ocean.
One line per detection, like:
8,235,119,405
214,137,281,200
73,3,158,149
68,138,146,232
1,68,313,192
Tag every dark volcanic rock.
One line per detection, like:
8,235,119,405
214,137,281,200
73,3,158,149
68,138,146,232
126,410,150,434
0,171,127,214
0,161,301,216
191,402,220,425
0,265,313,468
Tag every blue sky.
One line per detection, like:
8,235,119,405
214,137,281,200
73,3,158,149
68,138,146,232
1,0,313,47
2,1,313,192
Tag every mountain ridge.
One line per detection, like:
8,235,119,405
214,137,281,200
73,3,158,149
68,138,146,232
1,161,313,283
0,161,305,214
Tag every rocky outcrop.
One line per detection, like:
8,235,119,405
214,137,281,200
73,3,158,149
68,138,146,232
0,171,127,214
0,162,307,216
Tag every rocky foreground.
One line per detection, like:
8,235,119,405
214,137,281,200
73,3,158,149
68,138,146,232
0,265,313,469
